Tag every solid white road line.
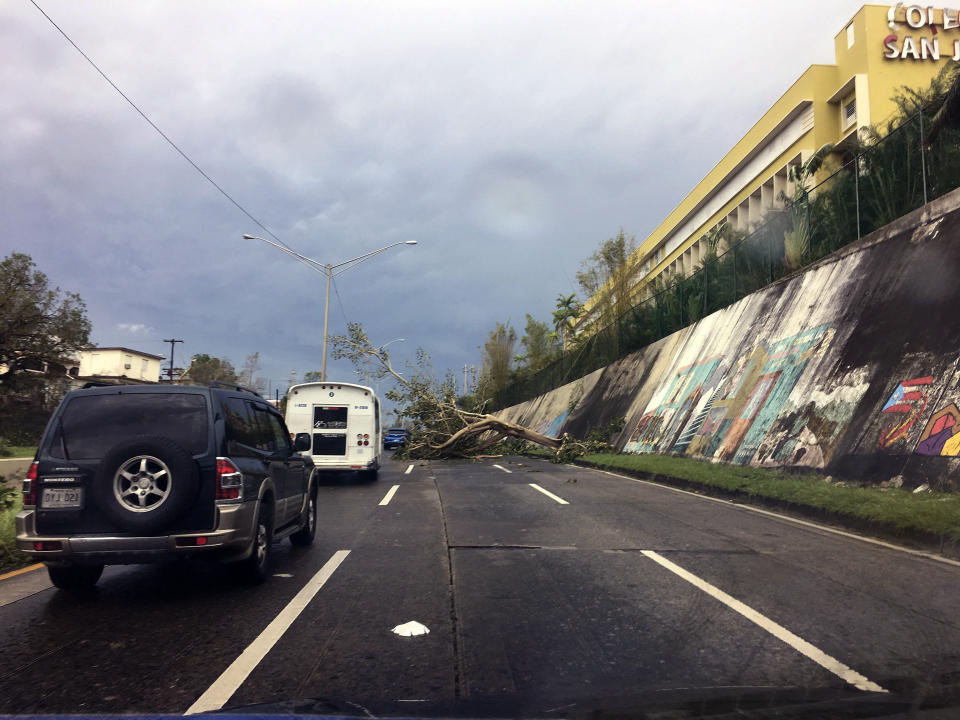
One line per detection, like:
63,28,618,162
184,550,351,715
641,550,888,694
492,464,512,474
580,464,960,570
529,483,569,505
379,484,400,506
405,464,414,475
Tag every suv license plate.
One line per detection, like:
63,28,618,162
42,487,83,509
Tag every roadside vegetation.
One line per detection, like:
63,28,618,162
0,478,30,574
0,445,36,459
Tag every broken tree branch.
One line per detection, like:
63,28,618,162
330,323,566,459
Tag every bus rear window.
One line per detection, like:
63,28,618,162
314,406,347,429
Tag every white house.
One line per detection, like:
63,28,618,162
78,347,165,383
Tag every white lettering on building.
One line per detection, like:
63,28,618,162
884,4,960,61
905,5,927,27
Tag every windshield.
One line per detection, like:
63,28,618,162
5,1,960,719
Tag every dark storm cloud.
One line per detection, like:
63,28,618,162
2,0,868,399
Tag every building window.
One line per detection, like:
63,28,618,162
843,98,856,129
846,23,855,49
141,358,148,374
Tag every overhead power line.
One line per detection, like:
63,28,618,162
28,0,285,247
331,276,350,328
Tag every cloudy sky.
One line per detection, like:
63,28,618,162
3,0,870,406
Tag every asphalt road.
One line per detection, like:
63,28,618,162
2,456,960,717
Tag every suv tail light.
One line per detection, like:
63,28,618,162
215,458,243,501
23,462,38,507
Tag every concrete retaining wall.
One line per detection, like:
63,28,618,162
499,187,960,490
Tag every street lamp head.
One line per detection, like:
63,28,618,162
242,234,259,240
404,240,418,245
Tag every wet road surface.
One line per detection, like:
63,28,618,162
3,456,960,717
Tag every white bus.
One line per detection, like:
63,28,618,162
284,381,382,479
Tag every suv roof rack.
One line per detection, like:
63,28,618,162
208,379,263,397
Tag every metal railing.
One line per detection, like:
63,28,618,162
493,109,960,410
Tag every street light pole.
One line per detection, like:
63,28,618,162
321,265,332,382
242,235,417,381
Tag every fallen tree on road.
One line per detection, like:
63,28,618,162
331,324,603,461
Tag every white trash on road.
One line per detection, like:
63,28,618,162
391,621,430,637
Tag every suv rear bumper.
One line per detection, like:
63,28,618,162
15,501,259,565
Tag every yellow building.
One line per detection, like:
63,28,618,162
575,3,959,334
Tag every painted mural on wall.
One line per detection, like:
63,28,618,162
870,377,960,457
867,373,960,457
535,410,569,438
915,403,960,456
496,187,960,484
877,376,933,448
622,324,850,467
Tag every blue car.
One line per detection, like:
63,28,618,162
383,427,411,449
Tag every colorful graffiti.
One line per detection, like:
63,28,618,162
624,356,724,454
914,403,960,456
624,325,835,465
865,376,960,457
543,411,568,438
877,376,933,448
533,409,570,438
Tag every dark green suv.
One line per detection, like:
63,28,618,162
17,382,317,589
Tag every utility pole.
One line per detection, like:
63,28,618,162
163,339,183,382
463,365,469,396
470,365,478,392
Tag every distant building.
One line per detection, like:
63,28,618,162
575,3,959,335
77,347,165,384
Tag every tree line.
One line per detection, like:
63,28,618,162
475,226,637,401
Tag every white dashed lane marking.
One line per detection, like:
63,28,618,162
528,483,569,505
184,550,351,714
642,550,888,694
379,485,400,506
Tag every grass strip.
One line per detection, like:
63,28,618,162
574,452,960,544
1,446,36,459
0,494,31,574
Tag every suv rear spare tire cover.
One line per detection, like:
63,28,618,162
93,436,200,533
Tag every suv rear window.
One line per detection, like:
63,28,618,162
49,393,209,459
